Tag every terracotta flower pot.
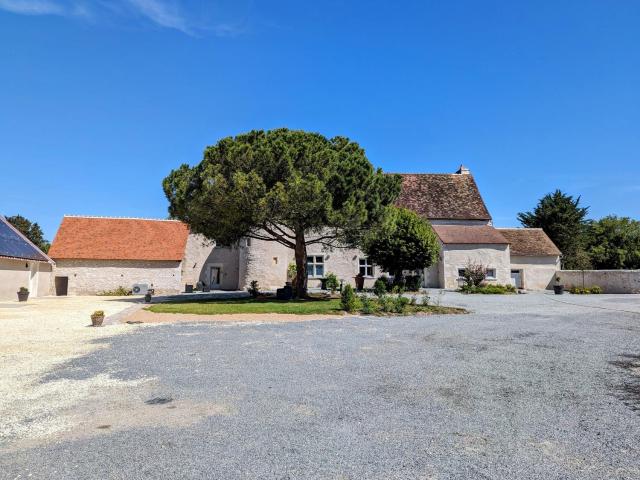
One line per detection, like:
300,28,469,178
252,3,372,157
91,314,105,327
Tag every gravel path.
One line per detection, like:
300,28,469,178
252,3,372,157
1,293,640,479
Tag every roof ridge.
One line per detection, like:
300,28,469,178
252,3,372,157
63,215,180,222
388,172,473,176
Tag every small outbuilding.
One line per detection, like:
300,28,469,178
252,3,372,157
497,228,561,290
0,215,54,301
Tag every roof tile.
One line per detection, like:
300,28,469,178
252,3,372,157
497,228,561,256
432,225,508,245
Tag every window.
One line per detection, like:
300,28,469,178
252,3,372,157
359,258,374,277
485,268,496,279
457,268,466,278
307,256,324,277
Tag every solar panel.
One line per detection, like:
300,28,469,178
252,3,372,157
0,217,49,262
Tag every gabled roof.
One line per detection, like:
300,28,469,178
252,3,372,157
0,216,53,263
48,216,190,261
497,228,561,256
395,173,491,221
432,225,508,245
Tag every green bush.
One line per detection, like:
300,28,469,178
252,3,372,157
341,284,359,312
421,294,431,306
378,294,395,313
404,275,422,292
247,280,260,298
97,286,132,296
393,295,410,314
373,278,388,297
570,285,602,294
391,284,405,294
359,295,376,314
325,272,340,293
460,284,516,294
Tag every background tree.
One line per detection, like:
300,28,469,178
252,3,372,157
517,190,589,269
584,216,640,269
5,214,50,253
163,129,401,297
362,206,440,282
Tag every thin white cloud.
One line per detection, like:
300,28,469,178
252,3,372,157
125,0,191,35
0,0,245,36
0,0,65,15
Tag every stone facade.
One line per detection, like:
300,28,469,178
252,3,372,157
53,259,182,295
439,244,511,290
181,234,240,291
510,255,560,290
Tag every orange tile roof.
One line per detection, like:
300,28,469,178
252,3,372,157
432,225,509,245
48,216,190,261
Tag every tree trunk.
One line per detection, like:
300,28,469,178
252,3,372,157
293,232,308,298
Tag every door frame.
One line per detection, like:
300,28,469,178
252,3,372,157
207,263,223,289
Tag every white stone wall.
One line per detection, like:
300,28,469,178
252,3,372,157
53,259,182,295
510,255,560,290
556,270,640,294
441,244,511,289
181,234,241,291
306,245,379,289
0,258,52,300
240,238,292,290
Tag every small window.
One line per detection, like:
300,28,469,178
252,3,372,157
457,268,466,278
359,258,374,277
485,268,496,279
307,256,324,277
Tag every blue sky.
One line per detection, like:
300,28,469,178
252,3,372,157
1,0,639,240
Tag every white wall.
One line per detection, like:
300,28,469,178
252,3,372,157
441,244,511,289
0,259,52,300
557,270,640,294
181,234,241,291
53,259,182,295
510,255,560,290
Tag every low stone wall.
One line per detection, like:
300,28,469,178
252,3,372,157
557,270,640,294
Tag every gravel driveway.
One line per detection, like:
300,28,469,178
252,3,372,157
2,293,640,479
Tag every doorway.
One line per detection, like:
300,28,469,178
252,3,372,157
510,269,523,289
55,276,69,296
209,266,221,289
28,263,39,296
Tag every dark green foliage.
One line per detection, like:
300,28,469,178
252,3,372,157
584,216,640,269
362,207,440,280
163,129,401,297
518,190,589,269
247,280,260,298
459,284,517,294
340,284,359,312
404,275,422,292
5,215,50,253
392,296,410,313
373,278,388,297
97,286,132,296
324,272,340,293
377,295,395,313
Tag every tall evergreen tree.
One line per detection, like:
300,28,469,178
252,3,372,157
585,216,640,269
517,190,589,269
5,215,50,253
163,129,401,297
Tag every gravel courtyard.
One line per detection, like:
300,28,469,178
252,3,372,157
1,292,640,479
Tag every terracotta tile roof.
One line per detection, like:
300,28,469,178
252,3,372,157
497,228,561,256
432,225,508,245
0,215,52,263
395,173,491,221
48,216,189,261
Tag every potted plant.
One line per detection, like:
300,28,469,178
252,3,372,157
91,310,105,327
553,276,564,295
17,287,29,302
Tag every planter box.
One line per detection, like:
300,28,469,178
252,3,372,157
17,291,29,302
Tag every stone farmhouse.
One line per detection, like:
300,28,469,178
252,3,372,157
47,166,561,295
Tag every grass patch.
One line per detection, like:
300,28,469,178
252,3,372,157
147,297,344,315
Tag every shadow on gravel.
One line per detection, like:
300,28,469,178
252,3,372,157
609,353,640,413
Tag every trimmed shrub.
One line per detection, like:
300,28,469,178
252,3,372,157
570,285,603,294
325,272,340,293
460,284,516,294
359,295,376,314
378,295,395,313
373,279,388,297
247,280,260,298
97,286,132,296
393,295,410,314
589,285,603,294
341,284,359,312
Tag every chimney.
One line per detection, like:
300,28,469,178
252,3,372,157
456,164,470,175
